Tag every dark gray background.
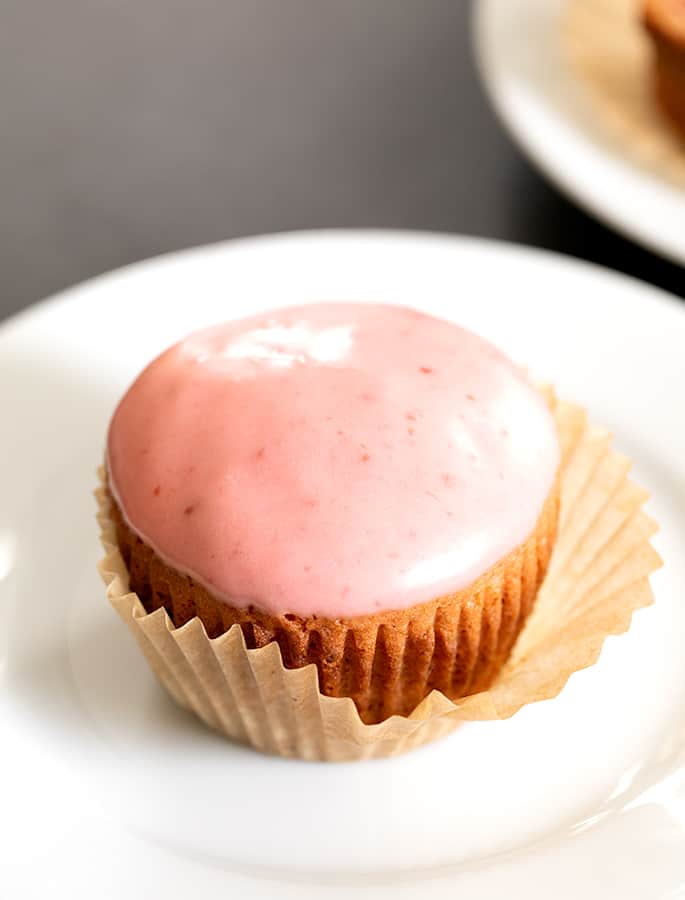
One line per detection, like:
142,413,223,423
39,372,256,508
1,0,682,324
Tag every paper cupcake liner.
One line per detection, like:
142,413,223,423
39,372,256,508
96,394,661,761
109,483,558,725
564,0,685,187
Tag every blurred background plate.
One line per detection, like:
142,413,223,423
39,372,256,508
474,0,685,266
1,231,684,898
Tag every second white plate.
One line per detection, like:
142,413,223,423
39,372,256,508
474,0,685,266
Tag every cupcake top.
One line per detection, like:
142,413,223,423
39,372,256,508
107,303,559,618
644,0,685,46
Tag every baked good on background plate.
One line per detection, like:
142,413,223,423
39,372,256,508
644,0,685,138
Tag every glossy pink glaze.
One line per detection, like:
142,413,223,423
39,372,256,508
107,304,559,617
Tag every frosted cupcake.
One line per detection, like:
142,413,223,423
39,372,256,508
103,304,560,726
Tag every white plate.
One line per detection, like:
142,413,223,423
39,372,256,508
1,230,684,899
474,0,685,267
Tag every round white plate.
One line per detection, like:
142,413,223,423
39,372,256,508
474,0,685,266
1,231,684,899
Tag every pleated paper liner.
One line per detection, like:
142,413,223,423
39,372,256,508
109,481,558,727
96,393,661,761
564,0,685,187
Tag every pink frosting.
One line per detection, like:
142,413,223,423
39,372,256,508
107,303,559,618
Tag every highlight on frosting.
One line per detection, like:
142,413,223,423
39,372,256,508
183,321,354,369
107,303,560,618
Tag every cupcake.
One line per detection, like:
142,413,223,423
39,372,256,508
103,303,560,727
644,0,685,138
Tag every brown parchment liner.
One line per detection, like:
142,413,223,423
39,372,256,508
96,392,661,761
564,0,685,187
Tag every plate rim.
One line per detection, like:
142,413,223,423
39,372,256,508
1,228,684,346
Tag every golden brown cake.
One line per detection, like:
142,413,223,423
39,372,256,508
644,0,685,138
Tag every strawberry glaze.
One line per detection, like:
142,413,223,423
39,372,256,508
107,304,559,617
